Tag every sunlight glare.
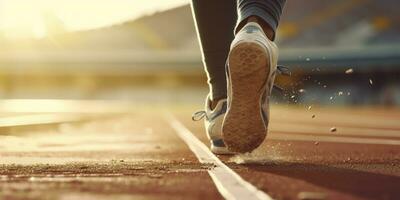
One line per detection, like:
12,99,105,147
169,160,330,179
0,0,189,39
32,20,47,39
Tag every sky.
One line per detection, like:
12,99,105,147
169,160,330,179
0,0,189,39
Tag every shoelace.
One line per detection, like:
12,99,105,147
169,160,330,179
277,65,291,76
192,110,207,121
273,65,291,93
192,65,291,121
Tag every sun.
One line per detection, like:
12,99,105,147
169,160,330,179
32,20,47,39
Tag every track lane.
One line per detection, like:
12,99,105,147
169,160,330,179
174,106,400,200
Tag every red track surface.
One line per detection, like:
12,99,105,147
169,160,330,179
0,102,399,200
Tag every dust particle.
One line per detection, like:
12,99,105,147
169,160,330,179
369,78,373,85
330,127,337,132
345,68,354,74
311,114,316,118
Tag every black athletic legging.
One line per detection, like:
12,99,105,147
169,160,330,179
191,0,286,101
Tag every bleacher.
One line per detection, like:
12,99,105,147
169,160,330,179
278,0,400,47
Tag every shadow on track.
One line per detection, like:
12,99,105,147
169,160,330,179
244,161,400,200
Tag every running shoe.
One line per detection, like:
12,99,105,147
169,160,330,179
222,22,279,153
192,96,233,154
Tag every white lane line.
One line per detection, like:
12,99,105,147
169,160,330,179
269,133,400,145
166,114,273,200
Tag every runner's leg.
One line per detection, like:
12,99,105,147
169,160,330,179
236,0,286,40
191,0,237,104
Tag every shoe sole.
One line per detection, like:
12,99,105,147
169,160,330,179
223,42,270,153
211,145,235,155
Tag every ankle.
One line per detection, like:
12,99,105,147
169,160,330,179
210,97,224,110
245,16,275,41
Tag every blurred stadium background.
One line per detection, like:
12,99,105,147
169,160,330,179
0,0,399,106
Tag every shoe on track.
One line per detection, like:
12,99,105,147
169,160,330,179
192,96,233,155
222,22,279,153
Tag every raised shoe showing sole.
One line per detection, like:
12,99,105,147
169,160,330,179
222,22,277,153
